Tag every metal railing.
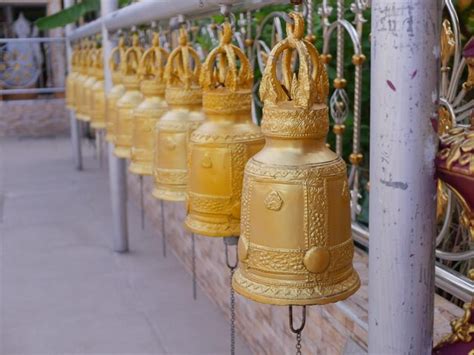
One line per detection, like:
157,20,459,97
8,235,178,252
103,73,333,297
66,0,473,304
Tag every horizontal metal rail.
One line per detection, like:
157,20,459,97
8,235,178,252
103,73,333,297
0,87,64,95
69,0,286,40
351,221,473,302
0,37,65,43
66,0,473,304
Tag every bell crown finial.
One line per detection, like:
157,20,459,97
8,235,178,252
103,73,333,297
164,27,202,108
200,22,253,92
259,12,328,109
121,33,143,89
259,12,329,139
137,32,168,81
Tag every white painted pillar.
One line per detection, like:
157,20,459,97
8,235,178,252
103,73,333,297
64,0,82,171
369,1,440,354
101,0,129,253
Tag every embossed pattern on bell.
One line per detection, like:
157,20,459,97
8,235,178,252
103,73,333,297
152,28,204,201
114,34,144,159
232,13,360,305
130,33,169,176
185,22,264,237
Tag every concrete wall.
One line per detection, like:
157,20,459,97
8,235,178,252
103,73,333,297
126,173,463,354
0,98,69,137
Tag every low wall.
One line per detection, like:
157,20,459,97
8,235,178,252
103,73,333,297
127,173,463,354
0,98,69,137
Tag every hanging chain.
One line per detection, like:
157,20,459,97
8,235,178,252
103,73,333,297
289,305,307,355
224,237,238,355
139,175,145,230
191,232,197,300
160,199,166,257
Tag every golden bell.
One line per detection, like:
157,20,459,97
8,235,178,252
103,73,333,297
152,28,204,201
105,37,126,143
232,13,360,305
65,44,79,110
129,33,168,176
114,34,144,158
79,43,98,122
74,40,90,121
90,48,106,129
185,23,264,237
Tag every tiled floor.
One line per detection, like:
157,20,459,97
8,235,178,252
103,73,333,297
0,137,251,355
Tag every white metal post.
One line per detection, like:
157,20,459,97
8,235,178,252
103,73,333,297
369,1,440,354
101,0,129,252
64,0,82,171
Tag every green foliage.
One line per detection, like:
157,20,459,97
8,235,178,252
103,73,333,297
35,0,131,30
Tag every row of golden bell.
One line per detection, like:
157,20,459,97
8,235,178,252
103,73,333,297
65,12,359,310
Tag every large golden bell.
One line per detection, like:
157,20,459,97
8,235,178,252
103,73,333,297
90,48,106,129
74,40,90,121
152,28,204,201
185,23,264,237
114,34,144,158
232,13,360,305
105,37,126,143
129,33,168,176
65,44,79,110
79,44,98,123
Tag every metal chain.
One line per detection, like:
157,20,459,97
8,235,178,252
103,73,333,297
160,199,166,257
296,332,302,355
224,238,238,355
139,175,145,230
230,267,236,355
191,232,197,300
289,305,306,355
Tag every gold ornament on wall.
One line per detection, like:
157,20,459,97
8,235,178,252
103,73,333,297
232,12,360,305
185,22,264,237
114,33,144,158
152,27,204,201
105,36,126,143
129,32,169,176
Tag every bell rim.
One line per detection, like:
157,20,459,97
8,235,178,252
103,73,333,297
128,162,152,176
114,146,131,159
90,122,106,129
184,215,240,238
151,187,187,202
232,268,360,306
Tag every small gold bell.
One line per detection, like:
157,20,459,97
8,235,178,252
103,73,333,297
105,37,126,143
129,33,168,176
152,28,204,201
65,44,79,110
114,34,144,158
80,42,98,123
74,39,90,121
232,13,360,305
90,48,106,129
185,22,264,237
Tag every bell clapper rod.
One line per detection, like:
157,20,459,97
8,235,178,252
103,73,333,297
139,175,145,230
191,232,197,300
224,236,238,355
289,305,306,355
160,199,167,257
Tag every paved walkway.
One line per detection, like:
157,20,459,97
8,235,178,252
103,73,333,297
0,137,251,355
